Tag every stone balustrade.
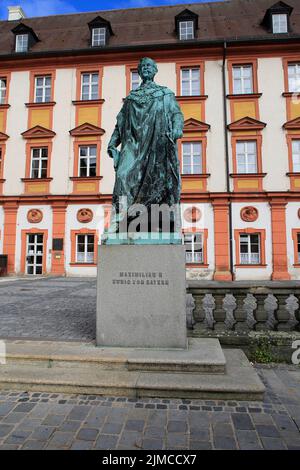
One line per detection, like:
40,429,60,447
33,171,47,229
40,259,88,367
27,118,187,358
187,281,300,333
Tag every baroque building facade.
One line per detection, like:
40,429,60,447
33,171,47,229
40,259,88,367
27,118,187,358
0,0,300,280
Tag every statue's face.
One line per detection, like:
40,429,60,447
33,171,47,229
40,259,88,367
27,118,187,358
139,59,157,81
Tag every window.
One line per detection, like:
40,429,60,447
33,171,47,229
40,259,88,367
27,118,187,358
184,232,203,264
0,78,6,104
76,234,95,263
81,73,99,100
272,14,288,33
236,141,257,174
239,233,260,264
92,27,106,46
34,76,51,103
181,68,200,96
179,21,194,40
233,65,253,94
297,233,300,264
131,70,141,91
288,63,300,93
15,34,28,52
182,142,202,174
79,146,97,177
292,140,300,172
30,148,48,179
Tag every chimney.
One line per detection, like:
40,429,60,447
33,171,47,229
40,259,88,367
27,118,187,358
7,6,26,21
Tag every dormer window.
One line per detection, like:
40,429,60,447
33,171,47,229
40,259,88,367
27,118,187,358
175,9,198,41
88,16,113,47
92,27,106,47
261,2,293,34
179,21,194,40
12,23,39,53
16,34,28,52
272,13,288,33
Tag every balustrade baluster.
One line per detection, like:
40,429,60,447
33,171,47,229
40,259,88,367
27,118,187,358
212,293,226,331
274,293,292,331
253,293,269,331
233,293,249,332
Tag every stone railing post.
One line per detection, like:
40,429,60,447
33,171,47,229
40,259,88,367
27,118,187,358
253,293,269,331
212,293,226,331
274,293,292,331
193,293,206,328
233,292,249,332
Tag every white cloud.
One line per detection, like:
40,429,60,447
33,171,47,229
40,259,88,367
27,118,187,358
0,0,78,20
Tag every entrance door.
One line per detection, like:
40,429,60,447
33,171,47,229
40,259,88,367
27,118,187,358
26,234,44,275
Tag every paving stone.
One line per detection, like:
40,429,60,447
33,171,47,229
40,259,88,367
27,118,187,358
31,426,55,441
58,420,82,433
142,439,164,450
46,431,74,449
67,406,91,421
102,422,123,435
144,426,165,439
0,424,14,438
236,430,262,450
166,433,188,448
0,403,15,416
256,424,281,438
22,440,46,450
168,420,188,433
213,435,237,450
125,420,145,432
119,431,143,449
261,437,287,450
13,403,36,413
76,428,99,441
42,414,65,426
213,423,234,437
94,434,119,450
232,413,254,430
190,428,210,441
71,440,94,450
5,429,32,445
190,441,212,450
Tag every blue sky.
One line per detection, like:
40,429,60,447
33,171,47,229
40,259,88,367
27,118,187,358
0,0,220,20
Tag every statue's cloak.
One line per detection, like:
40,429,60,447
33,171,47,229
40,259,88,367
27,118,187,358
108,82,184,210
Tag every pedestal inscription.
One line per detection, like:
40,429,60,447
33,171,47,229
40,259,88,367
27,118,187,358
96,244,187,349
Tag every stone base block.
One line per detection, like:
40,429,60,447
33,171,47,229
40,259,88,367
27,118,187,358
96,244,187,349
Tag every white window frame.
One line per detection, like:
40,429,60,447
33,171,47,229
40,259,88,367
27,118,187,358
16,34,29,52
130,70,141,91
92,27,106,46
182,142,202,175
0,78,7,105
292,140,300,172
30,147,48,179
76,234,95,264
272,14,288,34
236,141,257,174
288,63,300,93
179,21,194,40
81,72,99,100
180,68,200,96
233,65,253,94
239,233,261,265
34,76,51,103
183,232,204,264
297,233,300,264
78,145,97,177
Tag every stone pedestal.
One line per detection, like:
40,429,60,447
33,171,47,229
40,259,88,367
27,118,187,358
96,244,187,349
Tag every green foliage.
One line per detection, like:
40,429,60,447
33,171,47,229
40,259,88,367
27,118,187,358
249,337,278,364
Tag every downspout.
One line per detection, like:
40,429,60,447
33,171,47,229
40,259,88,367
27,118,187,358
222,41,234,279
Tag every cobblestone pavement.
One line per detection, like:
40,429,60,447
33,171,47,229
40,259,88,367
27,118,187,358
0,277,96,341
0,365,299,450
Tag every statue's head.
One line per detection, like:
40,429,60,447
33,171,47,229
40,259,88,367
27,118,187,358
138,57,158,81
